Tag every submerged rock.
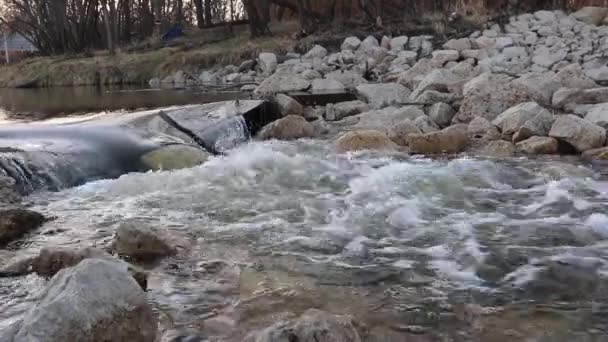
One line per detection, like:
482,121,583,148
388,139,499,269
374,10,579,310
335,130,397,153
0,209,45,245
258,115,314,140
112,221,177,262
140,145,209,171
516,136,559,155
8,259,157,342
244,309,361,342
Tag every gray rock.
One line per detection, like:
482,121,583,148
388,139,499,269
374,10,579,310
515,108,556,143
335,130,397,153
359,35,380,53
572,7,608,25
492,102,552,135
198,70,219,85
454,73,531,123
241,84,257,92
356,83,410,109
311,79,345,93
443,38,472,51
474,36,496,49
354,106,425,132
532,46,568,69
301,69,322,80
582,146,608,160
428,102,456,128
482,140,516,157
238,59,256,72
112,220,176,261
388,119,422,146
304,45,328,60
325,101,369,121
225,73,241,83
585,103,608,128
415,90,459,104
341,37,362,51
585,66,608,82
408,124,469,154
431,50,460,66
495,37,514,50
0,209,45,245
397,51,418,65
390,36,409,51
413,115,439,134
552,87,608,109
254,74,310,96
258,115,314,140
514,72,561,106
516,136,559,154
410,69,465,100
258,52,278,75
244,309,361,342
549,114,606,152
148,78,160,88
275,94,304,116
461,49,489,60
380,35,391,50
11,259,156,342
325,70,367,90
397,58,435,89
556,64,597,89
467,117,496,139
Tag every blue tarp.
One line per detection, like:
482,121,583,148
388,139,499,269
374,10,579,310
161,26,183,41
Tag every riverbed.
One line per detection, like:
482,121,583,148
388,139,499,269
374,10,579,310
1,132,608,340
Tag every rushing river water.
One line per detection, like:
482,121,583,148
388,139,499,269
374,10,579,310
2,137,608,340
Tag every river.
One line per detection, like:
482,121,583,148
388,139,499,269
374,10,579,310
1,91,608,340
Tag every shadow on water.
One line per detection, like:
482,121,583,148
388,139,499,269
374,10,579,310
0,86,245,120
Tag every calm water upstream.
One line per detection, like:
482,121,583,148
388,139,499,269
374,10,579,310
0,89,607,340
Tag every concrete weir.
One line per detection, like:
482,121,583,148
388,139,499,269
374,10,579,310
0,100,278,193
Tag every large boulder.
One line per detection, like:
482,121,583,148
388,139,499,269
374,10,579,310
514,108,556,143
482,140,516,158
254,74,311,96
516,136,559,154
140,145,209,171
325,101,369,121
552,87,608,109
274,94,304,116
341,37,362,51
410,69,465,100
443,38,472,51
454,73,531,123
549,114,607,152
428,102,456,128
358,35,380,53
556,64,597,90
303,45,328,60
572,7,608,25
244,309,361,342
388,119,422,146
408,124,469,154
468,117,500,140
492,102,552,136
397,59,435,89
356,83,410,109
9,259,156,342
584,104,608,129
111,221,177,262
390,36,409,52
335,130,397,153
325,70,367,90
0,209,45,245
258,53,278,75
258,115,314,140
513,72,561,106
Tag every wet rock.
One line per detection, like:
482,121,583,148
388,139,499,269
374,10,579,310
311,79,345,93
274,94,304,117
140,145,209,171
549,114,606,152
572,6,608,25
408,124,469,154
254,74,310,96
454,73,531,123
304,45,328,60
388,119,422,146
582,146,608,160
258,52,278,75
112,221,177,262
556,64,597,90
341,36,362,51
8,259,156,342
356,83,410,109
244,309,361,342
584,103,608,129
516,136,559,154
325,101,369,121
325,70,367,90
482,140,516,157
258,115,314,140
428,102,456,128
0,209,45,245
335,130,397,153
492,102,552,136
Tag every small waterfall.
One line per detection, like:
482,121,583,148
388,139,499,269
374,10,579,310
198,116,251,154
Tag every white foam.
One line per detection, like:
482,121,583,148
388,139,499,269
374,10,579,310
586,213,608,237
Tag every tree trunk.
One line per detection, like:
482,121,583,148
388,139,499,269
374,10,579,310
101,0,115,55
204,0,212,27
176,0,183,25
193,0,205,28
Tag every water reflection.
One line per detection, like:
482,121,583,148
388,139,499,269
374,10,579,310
0,86,244,120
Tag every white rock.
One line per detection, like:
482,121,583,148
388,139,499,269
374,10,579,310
535,10,557,23
354,106,425,132
359,35,380,52
325,70,367,90
397,51,418,65
356,83,411,109
254,73,310,95
431,50,460,66
483,29,498,38
443,38,472,51
390,36,409,51
397,58,435,89
258,52,278,75
495,37,514,50
311,78,346,92
461,49,489,60
342,36,362,51
549,114,606,152
585,66,608,82
532,46,568,68
585,103,608,128
380,36,391,50
410,69,465,100
475,37,496,50
503,46,528,59
492,102,548,135
304,45,328,60
301,69,322,80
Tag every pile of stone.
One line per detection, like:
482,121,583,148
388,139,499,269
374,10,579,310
239,6,608,160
